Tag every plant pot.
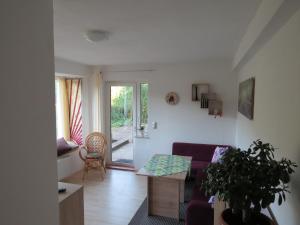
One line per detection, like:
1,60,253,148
220,209,273,225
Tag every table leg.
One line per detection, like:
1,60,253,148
147,176,180,220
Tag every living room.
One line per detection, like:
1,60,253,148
1,1,300,225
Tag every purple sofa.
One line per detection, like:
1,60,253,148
172,142,229,225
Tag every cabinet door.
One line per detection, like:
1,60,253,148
60,187,84,225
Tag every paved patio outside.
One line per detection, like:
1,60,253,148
112,142,133,163
111,125,133,164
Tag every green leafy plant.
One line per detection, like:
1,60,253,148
202,140,297,224
111,87,133,128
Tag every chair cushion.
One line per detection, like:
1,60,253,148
86,152,101,159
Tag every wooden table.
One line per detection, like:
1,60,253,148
137,156,192,220
58,182,84,225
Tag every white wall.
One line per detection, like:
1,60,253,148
0,1,58,225
103,61,237,168
233,0,284,68
235,8,300,225
55,57,93,75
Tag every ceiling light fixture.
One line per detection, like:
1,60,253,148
84,30,110,43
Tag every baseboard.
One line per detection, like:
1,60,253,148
107,164,136,172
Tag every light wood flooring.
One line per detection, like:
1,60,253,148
62,169,147,225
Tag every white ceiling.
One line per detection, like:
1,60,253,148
54,0,261,66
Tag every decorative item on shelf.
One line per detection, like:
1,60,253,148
200,93,209,108
165,92,179,105
207,92,217,100
208,99,223,118
238,77,255,120
192,83,209,104
202,140,297,225
192,83,223,116
192,84,197,100
206,92,222,117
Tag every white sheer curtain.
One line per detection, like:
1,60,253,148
88,71,103,133
55,78,71,140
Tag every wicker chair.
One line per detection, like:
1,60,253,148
79,132,107,179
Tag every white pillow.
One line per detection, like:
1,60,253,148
66,141,79,149
211,146,228,163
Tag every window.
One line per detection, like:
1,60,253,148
140,83,149,127
137,83,149,136
55,77,83,145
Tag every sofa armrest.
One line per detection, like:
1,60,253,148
186,200,213,225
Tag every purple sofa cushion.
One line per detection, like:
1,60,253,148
191,186,209,201
172,142,226,162
57,137,72,156
195,167,208,186
188,175,213,224
191,160,210,170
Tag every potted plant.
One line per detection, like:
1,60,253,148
202,140,297,225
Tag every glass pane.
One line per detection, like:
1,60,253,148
111,86,134,165
140,83,149,129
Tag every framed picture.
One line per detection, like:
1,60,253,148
238,78,255,120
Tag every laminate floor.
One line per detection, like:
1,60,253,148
62,169,147,225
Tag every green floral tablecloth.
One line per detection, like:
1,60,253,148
144,154,191,176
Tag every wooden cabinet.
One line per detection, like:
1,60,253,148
58,182,84,225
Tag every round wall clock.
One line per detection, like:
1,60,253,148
165,92,179,105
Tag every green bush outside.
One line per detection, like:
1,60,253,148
140,83,148,127
111,84,148,128
111,86,133,128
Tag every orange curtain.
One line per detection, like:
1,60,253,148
66,79,83,145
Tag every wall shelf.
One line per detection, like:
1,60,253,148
192,83,222,117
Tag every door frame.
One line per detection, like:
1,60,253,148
104,81,137,167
